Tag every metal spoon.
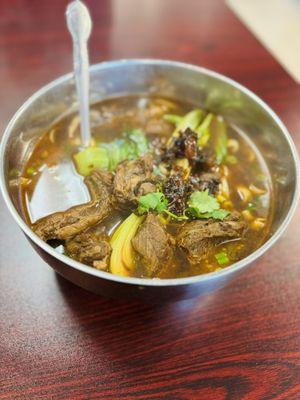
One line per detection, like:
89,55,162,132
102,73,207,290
66,0,92,147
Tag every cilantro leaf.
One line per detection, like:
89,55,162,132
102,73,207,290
187,190,229,220
137,192,168,215
137,190,229,221
188,190,220,215
201,209,230,220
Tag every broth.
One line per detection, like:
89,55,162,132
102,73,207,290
20,95,273,278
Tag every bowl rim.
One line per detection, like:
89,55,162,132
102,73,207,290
0,58,299,287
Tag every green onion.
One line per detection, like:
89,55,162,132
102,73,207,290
26,167,36,176
247,202,255,211
215,251,229,265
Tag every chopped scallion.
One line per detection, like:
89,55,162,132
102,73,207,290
26,167,36,176
215,251,229,265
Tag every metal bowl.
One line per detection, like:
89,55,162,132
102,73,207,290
0,60,299,301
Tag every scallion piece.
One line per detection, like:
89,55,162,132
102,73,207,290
215,251,229,265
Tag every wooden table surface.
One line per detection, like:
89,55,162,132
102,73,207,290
0,1,299,399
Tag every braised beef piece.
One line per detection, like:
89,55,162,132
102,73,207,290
177,212,246,264
189,171,220,195
113,154,157,209
33,170,114,241
132,214,175,277
65,226,111,269
85,170,114,200
163,172,192,215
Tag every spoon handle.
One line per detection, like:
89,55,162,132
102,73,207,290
66,0,92,147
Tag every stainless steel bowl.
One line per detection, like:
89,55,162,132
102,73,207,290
1,60,299,301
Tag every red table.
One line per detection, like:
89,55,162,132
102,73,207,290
0,1,299,399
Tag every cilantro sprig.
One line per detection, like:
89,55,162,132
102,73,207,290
187,190,230,220
137,192,168,215
137,189,229,221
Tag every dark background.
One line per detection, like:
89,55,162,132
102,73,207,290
0,1,299,399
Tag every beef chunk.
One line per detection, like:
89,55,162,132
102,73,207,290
189,171,220,195
33,170,114,241
132,214,175,277
113,155,157,208
177,212,246,264
65,226,111,269
85,170,114,200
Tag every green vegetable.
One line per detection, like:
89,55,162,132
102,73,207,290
137,192,168,214
153,166,165,176
187,190,230,220
137,192,189,220
163,114,183,125
74,129,149,176
104,141,122,171
172,109,204,138
246,195,262,211
247,202,255,211
26,166,36,176
210,117,228,164
215,251,229,265
200,209,230,220
126,129,148,156
110,213,145,276
188,190,219,214
164,210,188,221
196,113,213,147
137,190,229,221
165,109,228,165
73,147,109,176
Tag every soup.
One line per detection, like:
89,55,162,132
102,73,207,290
20,96,273,278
